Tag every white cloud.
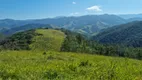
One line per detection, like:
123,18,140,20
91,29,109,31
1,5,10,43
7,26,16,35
86,6,102,12
72,2,76,4
70,12,79,16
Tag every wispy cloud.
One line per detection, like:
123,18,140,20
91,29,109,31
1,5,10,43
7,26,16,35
72,2,76,4
86,5,102,12
70,12,79,16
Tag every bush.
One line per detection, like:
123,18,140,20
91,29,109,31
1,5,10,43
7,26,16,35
43,70,58,79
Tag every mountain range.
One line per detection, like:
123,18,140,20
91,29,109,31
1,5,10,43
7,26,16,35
119,14,142,19
0,14,142,37
0,14,127,36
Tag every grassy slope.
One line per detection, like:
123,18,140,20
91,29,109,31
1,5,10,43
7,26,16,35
30,29,65,52
0,51,142,80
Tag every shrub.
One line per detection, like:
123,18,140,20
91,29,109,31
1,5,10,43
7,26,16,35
43,70,58,79
79,60,91,67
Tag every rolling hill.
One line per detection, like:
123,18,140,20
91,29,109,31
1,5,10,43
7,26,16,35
0,28,142,79
93,21,142,47
1,28,142,60
30,29,65,51
0,28,65,51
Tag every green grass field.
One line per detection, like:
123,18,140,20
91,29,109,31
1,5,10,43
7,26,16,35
0,29,142,80
30,29,65,52
0,51,142,80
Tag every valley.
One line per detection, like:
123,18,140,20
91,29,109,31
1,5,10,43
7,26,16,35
0,1,142,79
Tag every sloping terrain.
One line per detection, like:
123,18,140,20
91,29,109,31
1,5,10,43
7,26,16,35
0,26,142,80
30,29,65,51
93,21,142,47
0,51,142,80
0,29,65,51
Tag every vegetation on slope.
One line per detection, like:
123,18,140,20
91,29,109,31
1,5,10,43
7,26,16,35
0,51,142,80
93,21,142,47
30,29,65,52
60,29,142,60
1,28,142,60
0,28,65,52
0,27,142,79
0,29,39,50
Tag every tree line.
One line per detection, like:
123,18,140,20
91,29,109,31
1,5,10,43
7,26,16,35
61,29,142,60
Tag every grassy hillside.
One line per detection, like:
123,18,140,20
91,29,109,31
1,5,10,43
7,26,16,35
30,29,65,51
0,51,142,80
1,28,142,79
0,29,65,51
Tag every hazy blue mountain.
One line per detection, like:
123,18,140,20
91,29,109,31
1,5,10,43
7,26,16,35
0,14,127,35
1,24,56,35
119,14,142,19
0,19,32,28
33,14,126,35
93,21,142,47
127,17,142,22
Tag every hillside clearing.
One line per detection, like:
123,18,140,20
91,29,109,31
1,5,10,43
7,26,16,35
30,29,65,52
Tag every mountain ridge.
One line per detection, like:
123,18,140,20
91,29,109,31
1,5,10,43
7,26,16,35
0,14,127,35
93,21,142,47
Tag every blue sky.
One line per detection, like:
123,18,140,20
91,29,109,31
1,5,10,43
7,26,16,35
0,0,142,19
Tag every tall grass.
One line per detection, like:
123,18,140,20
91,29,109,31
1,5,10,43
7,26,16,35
0,51,142,80
30,29,65,52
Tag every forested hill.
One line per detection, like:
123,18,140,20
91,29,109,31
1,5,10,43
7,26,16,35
93,21,142,47
0,28,65,51
1,28,142,60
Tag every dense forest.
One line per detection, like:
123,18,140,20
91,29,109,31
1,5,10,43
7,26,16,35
61,28,142,60
93,21,142,47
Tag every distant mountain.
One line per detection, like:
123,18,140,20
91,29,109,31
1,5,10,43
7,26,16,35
119,14,142,19
127,17,142,22
32,14,126,35
0,14,126,35
93,21,142,47
0,19,32,28
1,24,56,35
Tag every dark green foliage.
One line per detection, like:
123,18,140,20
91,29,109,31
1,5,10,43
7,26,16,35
61,29,90,53
0,70,20,80
43,52,46,55
79,60,91,67
43,70,58,79
93,21,142,47
60,29,142,60
0,33,5,41
0,29,41,50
